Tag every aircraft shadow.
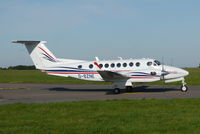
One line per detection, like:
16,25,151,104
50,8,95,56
48,87,110,92
47,85,179,94
130,86,179,92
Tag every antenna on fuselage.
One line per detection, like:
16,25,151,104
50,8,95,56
95,57,100,61
118,57,123,60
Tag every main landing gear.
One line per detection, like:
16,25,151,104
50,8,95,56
181,78,188,92
113,86,133,94
113,81,133,94
126,86,133,92
113,88,121,94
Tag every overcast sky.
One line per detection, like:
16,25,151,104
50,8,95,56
0,0,200,67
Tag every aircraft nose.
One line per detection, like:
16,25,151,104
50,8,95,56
164,66,189,79
179,68,189,77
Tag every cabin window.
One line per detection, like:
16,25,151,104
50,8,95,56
111,63,115,68
147,62,152,66
105,63,109,68
117,63,121,67
99,64,103,68
123,63,127,67
89,64,93,69
78,65,82,69
136,62,140,67
129,62,134,67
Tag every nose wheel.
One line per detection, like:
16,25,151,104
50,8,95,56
181,78,188,92
181,85,188,92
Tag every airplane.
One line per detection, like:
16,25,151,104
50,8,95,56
12,40,189,94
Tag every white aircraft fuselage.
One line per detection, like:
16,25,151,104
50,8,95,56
13,40,189,94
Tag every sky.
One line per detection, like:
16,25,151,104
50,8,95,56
0,0,200,67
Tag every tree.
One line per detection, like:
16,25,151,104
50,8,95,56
4,65,36,70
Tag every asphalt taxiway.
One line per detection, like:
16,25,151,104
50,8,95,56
0,83,200,104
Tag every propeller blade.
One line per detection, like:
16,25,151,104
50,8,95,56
160,57,169,81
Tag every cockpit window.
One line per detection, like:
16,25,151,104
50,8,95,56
154,60,161,66
147,62,152,66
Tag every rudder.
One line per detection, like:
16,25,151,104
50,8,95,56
12,40,58,69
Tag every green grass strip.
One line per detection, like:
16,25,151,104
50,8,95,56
0,70,109,84
0,99,200,134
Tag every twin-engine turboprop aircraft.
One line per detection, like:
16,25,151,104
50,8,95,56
13,40,189,94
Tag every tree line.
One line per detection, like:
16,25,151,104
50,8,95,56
0,65,36,70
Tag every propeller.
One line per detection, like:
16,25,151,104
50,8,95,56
160,57,166,89
160,57,169,81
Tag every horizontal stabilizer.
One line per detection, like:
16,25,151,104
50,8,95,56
12,40,47,44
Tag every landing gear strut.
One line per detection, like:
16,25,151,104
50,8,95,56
181,78,188,92
112,81,133,94
126,86,133,92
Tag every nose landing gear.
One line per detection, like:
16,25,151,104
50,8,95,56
181,78,188,92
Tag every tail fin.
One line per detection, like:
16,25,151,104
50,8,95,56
12,40,58,69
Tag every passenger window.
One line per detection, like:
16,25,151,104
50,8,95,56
111,63,115,68
117,63,121,67
129,62,133,67
147,62,152,66
99,64,103,68
78,65,82,69
105,63,109,68
89,64,93,69
136,62,140,67
123,63,127,67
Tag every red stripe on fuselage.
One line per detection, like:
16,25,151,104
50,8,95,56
47,72,98,74
94,62,101,69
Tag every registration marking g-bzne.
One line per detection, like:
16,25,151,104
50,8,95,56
78,74,95,79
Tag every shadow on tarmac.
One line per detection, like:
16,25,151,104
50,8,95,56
47,85,179,94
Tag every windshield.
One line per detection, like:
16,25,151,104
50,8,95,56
154,60,161,66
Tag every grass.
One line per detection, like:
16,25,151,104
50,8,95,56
1,99,200,134
0,70,109,84
0,68,199,85
184,68,200,85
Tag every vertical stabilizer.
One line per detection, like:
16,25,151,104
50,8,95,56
12,41,58,69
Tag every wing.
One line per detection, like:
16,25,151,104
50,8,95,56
97,70,128,81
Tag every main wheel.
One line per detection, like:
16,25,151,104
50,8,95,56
113,88,120,94
181,85,188,92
